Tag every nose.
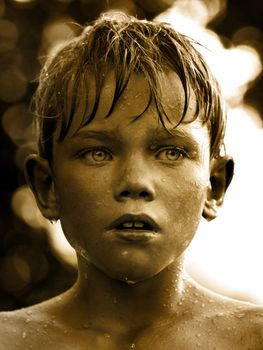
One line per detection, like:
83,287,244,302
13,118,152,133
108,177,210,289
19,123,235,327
113,155,156,202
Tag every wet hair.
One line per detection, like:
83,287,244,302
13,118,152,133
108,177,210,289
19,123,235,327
32,11,226,161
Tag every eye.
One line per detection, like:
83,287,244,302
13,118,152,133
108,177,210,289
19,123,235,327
80,148,112,163
156,147,186,162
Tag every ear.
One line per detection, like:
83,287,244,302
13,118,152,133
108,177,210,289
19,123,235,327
203,155,234,221
24,155,59,221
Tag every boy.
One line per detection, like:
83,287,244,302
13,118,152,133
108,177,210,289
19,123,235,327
0,12,262,350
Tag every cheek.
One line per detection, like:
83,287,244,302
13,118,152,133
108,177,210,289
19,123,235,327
54,172,110,237
161,171,208,234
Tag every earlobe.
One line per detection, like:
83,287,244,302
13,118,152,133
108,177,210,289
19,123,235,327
203,155,234,221
24,155,59,221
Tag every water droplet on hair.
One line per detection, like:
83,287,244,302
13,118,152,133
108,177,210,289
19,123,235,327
131,344,136,349
104,333,111,338
113,297,118,304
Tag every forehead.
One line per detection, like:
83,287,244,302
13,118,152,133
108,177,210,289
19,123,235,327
65,69,199,139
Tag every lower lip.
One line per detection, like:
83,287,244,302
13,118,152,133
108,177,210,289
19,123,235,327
114,230,158,242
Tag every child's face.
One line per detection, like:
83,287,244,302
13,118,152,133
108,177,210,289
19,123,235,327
51,71,211,283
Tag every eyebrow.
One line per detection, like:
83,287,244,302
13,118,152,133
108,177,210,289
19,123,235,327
70,130,117,142
69,126,202,150
151,128,201,148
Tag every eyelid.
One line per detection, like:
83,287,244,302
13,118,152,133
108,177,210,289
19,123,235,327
77,147,113,160
155,145,188,156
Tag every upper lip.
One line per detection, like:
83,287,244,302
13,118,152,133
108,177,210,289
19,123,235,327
107,214,160,232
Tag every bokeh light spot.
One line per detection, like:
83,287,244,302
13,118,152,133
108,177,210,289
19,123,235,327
11,186,45,228
0,19,18,52
0,68,28,102
2,104,34,145
42,19,75,52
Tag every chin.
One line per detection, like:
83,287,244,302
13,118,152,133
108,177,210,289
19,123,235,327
101,262,166,285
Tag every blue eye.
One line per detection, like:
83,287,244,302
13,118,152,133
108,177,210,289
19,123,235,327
156,148,185,161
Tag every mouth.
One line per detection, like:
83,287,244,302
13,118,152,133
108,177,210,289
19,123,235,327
107,214,160,242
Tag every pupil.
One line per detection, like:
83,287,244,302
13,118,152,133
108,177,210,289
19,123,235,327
94,151,105,160
168,150,178,159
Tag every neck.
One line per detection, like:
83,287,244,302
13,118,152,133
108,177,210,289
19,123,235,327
67,255,188,332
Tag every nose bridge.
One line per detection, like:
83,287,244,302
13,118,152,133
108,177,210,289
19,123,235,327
114,151,155,201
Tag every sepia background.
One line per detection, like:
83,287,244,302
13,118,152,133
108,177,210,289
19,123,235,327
0,0,262,311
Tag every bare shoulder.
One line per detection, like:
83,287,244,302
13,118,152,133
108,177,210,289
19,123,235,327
181,279,263,349
0,295,67,350
199,287,263,349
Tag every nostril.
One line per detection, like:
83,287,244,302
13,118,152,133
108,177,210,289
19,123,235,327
121,190,130,197
140,191,149,198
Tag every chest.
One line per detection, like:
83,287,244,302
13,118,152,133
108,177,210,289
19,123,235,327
36,321,257,350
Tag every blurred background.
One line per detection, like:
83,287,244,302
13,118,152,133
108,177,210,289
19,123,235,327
0,0,262,311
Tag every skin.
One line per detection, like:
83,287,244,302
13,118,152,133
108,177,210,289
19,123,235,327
0,71,262,350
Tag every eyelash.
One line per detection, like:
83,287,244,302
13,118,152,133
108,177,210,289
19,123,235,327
155,146,188,162
77,148,112,163
76,146,188,164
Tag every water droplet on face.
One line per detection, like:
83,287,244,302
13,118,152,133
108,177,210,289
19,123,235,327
104,333,111,338
63,329,68,334
26,310,32,316
82,323,90,329
113,297,117,304
124,277,136,285
51,315,56,320
161,178,166,182
131,344,136,349
43,323,48,328
22,331,27,339
235,313,246,319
